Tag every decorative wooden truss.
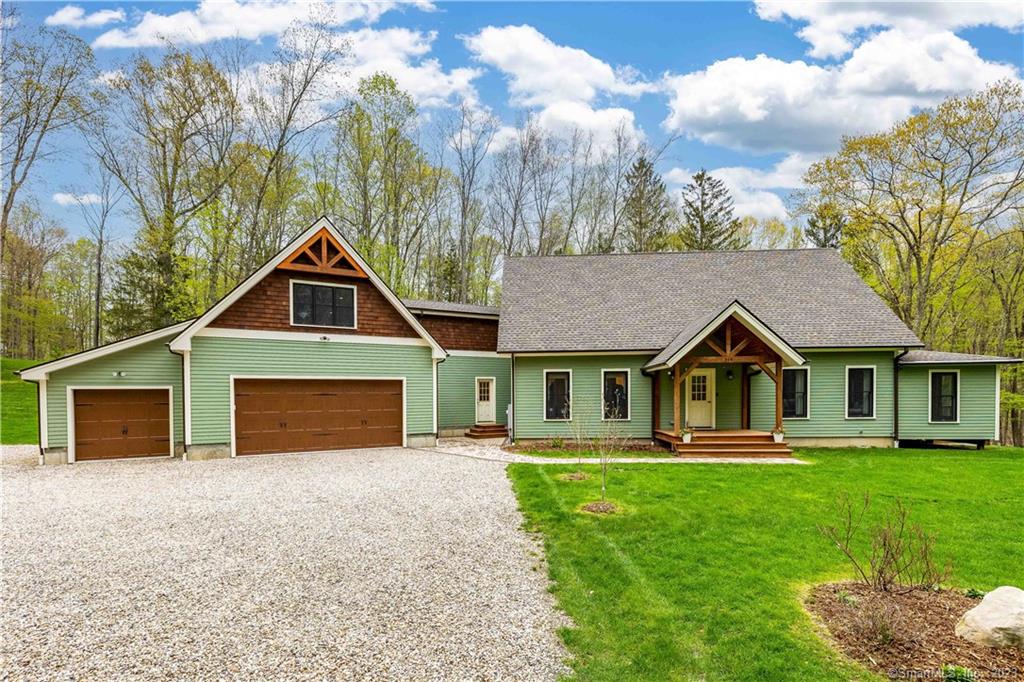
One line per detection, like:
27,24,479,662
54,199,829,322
654,317,786,434
277,228,368,278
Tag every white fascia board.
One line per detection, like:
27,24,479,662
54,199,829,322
19,321,191,381
169,217,447,359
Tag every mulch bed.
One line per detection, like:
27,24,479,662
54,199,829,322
505,440,667,454
580,501,618,514
806,582,1024,680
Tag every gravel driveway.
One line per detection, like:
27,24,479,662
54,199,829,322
0,445,569,680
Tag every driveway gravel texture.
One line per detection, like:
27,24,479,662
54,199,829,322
0,445,570,680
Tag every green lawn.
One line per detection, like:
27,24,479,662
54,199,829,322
1,358,38,444
514,448,670,459
509,447,1024,681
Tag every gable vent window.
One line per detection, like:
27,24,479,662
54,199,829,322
930,371,958,423
782,367,809,419
292,282,356,329
846,366,875,419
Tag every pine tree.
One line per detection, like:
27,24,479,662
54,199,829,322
677,170,749,251
804,202,846,249
621,155,675,252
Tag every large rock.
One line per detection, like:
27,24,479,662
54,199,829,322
955,586,1024,649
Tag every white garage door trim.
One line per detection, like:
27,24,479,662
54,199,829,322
66,385,175,464
228,375,408,458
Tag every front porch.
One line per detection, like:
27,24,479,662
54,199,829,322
653,429,792,457
645,301,805,457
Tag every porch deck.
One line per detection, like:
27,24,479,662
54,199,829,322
654,429,793,458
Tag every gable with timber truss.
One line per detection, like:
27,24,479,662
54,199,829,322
278,228,368,278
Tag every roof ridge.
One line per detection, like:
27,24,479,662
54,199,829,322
505,247,838,260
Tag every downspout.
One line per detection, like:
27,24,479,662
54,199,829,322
21,375,44,465
509,353,515,443
893,347,909,448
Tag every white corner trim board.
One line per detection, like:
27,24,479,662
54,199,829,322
169,217,446,360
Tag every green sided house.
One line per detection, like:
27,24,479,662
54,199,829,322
18,218,1019,464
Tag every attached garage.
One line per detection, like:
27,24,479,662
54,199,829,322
231,378,405,456
70,388,174,461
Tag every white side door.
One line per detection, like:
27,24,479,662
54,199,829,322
475,378,495,423
686,369,716,429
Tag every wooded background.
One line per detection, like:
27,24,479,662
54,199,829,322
2,20,1022,444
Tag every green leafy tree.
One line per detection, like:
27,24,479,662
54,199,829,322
677,170,749,251
805,202,846,249
621,155,674,252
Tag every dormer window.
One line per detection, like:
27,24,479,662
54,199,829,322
291,280,356,329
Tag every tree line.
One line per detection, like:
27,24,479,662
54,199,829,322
2,19,1022,443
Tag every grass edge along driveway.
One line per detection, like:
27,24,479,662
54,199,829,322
1,358,37,444
508,446,1024,681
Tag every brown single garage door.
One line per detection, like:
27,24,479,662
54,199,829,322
73,388,172,461
233,379,403,456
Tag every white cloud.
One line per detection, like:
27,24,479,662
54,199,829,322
45,5,125,29
338,28,480,108
666,153,814,221
662,29,1019,154
755,1,1024,58
535,101,643,150
463,24,654,107
92,0,430,49
53,192,102,206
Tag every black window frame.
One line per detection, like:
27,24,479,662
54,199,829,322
846,366,875,419
291,280,356,329
544,370,571,421
602,369,630,421
782,366,809,419
929,370,959,423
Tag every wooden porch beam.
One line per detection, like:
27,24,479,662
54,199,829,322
731,337,750,357
725,319,732,354
754,357,777,382
685,355,766,365
673,364,681,436
775,358,783,432
704,337,727,357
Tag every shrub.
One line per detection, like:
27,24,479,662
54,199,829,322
818,493,952,592
964,588,985,599
942,664,976,681
836,589,858,606
550,437,564,449
851,601,906,648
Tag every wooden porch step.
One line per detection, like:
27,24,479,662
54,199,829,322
682,441,790,450
673,448,793,458
466,424,508,439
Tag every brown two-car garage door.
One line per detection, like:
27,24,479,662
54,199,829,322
73,388,172,461
233,379,403,456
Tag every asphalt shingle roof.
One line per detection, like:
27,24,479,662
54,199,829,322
403,298,499,317
497,249,923,353
899,350,1021,364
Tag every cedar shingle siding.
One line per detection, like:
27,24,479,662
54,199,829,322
417,315,498,352
210,269,418,338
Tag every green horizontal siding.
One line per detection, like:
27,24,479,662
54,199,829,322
751,351,896,437
898,364,997,440
437,355,511,429
513,355,653,439
189,336,434,444
45,339,184,448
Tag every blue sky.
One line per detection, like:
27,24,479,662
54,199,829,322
16,1,1024,238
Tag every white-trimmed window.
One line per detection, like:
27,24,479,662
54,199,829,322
782,366,809,419
602,369,630,421
846,366,876,419
544,370,571,421
291,280,356,329
929,370,959,423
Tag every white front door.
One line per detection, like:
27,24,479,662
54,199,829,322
686,369,715,429
475,378,495,423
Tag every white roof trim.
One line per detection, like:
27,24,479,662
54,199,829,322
18,320,192,381
649,301,805,371
168,217,447,359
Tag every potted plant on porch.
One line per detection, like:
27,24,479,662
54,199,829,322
681,425,694,444
772,426,785,443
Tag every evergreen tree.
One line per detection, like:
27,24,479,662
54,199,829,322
804,202,846,249
677,170,749,251
621,155,675,252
